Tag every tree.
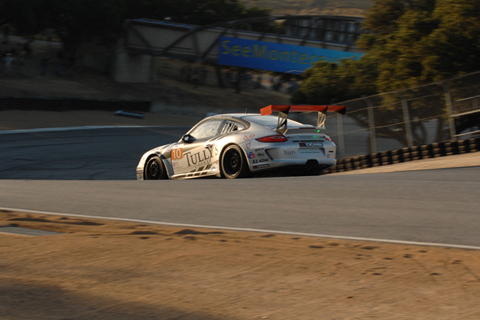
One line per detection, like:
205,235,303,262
422,0,480,80
357,0,480,91
291,57,378,104
294,0,480,101
292,0,480,147
0,0,128,54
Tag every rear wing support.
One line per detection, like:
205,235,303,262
276,106,290,135
318,107,328,128
260,105,346,134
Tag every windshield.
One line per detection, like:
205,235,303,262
243,115,308,129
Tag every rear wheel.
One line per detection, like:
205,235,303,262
221,145,250,179
144,156,167,180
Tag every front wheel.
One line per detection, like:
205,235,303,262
144,156,167,180
220,145,250,179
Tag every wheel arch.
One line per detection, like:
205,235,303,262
219,142,250,165
219,143,252,178
144,152,172,180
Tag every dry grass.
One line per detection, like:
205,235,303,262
242,0,372,16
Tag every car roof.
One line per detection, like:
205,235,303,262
208,113,307,128
209,113,262,119
209,113,284,122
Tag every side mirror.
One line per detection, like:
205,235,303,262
182,134,194,143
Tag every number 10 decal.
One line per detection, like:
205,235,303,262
172,148,183,160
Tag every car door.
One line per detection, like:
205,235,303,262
170,118,224,178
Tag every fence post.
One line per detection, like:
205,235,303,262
337,113,345,158
365,98,377,154
399,93,414,147
442,82,457,141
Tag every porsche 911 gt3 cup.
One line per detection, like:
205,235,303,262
136,105,346,179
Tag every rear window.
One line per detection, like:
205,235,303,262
221,120,246,134
243,115,306,129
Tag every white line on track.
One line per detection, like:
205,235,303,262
2,206,480,251
0,126,159,135
0,125,191,135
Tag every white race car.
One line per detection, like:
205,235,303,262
136,105,345,179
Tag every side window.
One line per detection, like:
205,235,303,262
189,119,223,140
221,121,246,134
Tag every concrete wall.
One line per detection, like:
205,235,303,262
112,49,157,83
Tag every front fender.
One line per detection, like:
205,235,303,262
137,148,173,180
158,153,173,179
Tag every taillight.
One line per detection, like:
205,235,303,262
256,135,287,143
324,135,332,142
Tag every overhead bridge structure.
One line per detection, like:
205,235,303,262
113,16,365,83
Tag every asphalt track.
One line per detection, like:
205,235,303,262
1,127,480,249
0,126,188,180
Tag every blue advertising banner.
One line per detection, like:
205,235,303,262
218,36,363,74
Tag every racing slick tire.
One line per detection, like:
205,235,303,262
144,156,168,180
220,145,251,179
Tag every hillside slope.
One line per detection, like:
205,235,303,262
0,49,291,117
0,52,294,131
241,0,372,16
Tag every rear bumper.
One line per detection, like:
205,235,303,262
249,157,336,171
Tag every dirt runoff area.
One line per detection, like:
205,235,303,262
0,209,480,320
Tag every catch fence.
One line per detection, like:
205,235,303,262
319,71,480,159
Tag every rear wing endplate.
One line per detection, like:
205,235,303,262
260,105,346,134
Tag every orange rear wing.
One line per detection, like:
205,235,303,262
260,105,346,134
260,105,346,116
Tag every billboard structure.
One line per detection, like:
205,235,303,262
117,16,364,82
218,36,362,74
